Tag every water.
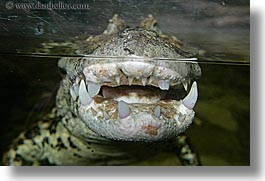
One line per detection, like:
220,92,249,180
0,0,249,165
189,63,249,165
0,56,250,166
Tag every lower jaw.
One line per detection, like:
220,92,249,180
78,99,195,141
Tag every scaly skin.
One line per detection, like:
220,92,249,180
3,14,201,166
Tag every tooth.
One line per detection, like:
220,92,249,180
73,83,79,95
79,79,92,106
70,86,77,100
115,75,120,85
118,100,131,119
154,106,161,118
183,81,198,109
87,81,101,97
158,80,170,90
128,77,134,86
103,111,110,120
75,77,80,84
148,76,154,84
141,77,147,86
183,81,188,91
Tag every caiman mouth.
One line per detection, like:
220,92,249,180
69,59,199,141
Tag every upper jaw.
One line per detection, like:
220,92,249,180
81,60,197,90
69,59,200,115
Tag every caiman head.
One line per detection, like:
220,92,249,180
58,14,201,141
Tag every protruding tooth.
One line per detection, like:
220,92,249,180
148,76,154,84
128,77,134,86
118,100,131,119
72,83,79,95
154,106,161,118
183,81,188,91
70,86,77,100
87,81,101,97
158,80,170,90
183,81,198,109
115,75,121,85
103,111,110,120
141,77,147,86
79,79,92,106
75,77,80,84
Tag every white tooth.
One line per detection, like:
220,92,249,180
148,76,154,84
128,77,134,86
118,100,131,119
87,81,101,97
79,79,92,106
154,106,161,118
158,80,170,90
70,86,77,100
73,83,79,95
75,77,80,84
183,82,188,91
183,81,198,109
141,77,147,86
115,75,121,85
103,111,110,120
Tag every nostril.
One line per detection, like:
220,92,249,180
123,48,134,54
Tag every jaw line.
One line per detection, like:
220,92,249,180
77,97,195,141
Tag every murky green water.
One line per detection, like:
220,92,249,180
0,54,250,166
0,0,249,165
